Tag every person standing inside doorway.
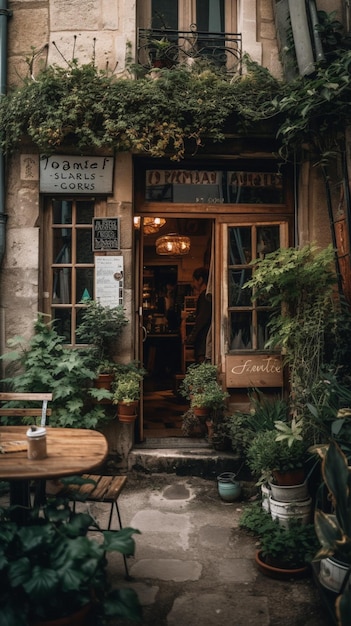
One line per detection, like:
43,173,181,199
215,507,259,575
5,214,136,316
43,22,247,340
186,267,212,363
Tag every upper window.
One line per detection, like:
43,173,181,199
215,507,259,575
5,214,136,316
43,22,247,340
150,0,224,31
137,0,239,74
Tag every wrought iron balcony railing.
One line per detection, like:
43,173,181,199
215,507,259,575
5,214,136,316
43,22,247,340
137,25,242,75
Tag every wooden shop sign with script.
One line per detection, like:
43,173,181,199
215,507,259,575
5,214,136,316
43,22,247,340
225,354,283,388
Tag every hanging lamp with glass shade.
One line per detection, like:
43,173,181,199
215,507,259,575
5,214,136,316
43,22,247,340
133,216,166,235
155,233,191,256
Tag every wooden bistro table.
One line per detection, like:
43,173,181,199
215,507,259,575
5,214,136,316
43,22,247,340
0,426,108,514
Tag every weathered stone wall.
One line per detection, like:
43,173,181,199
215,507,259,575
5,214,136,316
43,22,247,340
3,1,136,360
7,1,136,85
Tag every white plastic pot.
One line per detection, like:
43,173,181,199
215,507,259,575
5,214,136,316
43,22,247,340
269,480,309,503
269,496,312,527
319,557,351,593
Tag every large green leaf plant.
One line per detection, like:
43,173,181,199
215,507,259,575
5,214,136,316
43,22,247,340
0,315,113,428
0,497,142,625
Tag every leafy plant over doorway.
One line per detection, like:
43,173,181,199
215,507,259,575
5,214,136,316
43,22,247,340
0,54,283,160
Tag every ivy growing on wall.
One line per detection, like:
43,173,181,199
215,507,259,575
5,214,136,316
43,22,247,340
0,42,350,163
0,55,283,160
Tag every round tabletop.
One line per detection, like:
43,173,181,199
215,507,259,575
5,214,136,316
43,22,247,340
0,426,108,480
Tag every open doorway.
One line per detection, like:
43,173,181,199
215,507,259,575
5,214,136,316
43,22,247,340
139,217,213,439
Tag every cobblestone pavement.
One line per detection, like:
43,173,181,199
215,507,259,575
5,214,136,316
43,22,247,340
89,472,332,626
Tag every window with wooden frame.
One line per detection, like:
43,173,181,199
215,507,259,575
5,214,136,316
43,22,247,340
225,222,289,353
42,197,103,345
138,0,234,30
137,0,238,70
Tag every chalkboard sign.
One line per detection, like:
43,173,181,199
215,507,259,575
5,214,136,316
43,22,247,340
93,218,120,251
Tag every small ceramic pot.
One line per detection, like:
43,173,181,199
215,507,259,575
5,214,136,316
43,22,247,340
217,473,241,502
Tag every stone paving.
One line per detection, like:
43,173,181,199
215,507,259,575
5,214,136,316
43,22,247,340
86,472,332,626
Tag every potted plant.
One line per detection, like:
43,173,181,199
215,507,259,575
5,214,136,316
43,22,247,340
76,299,129,389
179,362,218,400
149,37,178,69
247,428,308,487
240,502,318,579
190,380,229,419
247,426,311,524
313,439,351,623
112,363,146,423
0,497,142,626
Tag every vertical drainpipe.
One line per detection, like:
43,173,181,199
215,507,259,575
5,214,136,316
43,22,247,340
0,0,11,267
307,0,325,64
288,0,315,76
0,1,11,380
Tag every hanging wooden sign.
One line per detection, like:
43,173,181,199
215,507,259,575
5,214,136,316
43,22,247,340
225,354,283,388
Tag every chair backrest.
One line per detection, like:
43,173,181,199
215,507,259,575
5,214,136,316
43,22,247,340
0,393,53,426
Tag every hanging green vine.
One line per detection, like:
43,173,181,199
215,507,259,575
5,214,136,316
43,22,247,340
0,30,350,163
0,55,282,160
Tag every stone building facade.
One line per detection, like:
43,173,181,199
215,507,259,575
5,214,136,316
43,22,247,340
0,1,347,463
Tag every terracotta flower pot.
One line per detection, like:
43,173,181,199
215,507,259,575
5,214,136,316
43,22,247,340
192,406,210,419
272,468,305,486
255,550,310,580
117,400,138,416
94,373,114,390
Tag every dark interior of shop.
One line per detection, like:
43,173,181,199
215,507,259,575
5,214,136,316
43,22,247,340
140,217,212,437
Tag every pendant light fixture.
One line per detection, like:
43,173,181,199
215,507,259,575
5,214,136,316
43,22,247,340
155,233,191,256
133,216,166,235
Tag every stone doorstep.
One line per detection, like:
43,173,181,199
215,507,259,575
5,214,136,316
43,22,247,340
127,447,242,479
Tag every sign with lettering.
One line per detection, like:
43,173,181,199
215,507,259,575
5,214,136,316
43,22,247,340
145,169,284,203
39,155,114,194
93,218,120,251
225,354,283,388
95,256,124,307
227,172,283,188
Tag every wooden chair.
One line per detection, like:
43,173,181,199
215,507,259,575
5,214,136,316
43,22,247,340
49,474,131,579
0,392,52,426
0,392,53,507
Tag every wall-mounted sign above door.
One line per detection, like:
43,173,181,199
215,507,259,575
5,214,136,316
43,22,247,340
39,155,114,194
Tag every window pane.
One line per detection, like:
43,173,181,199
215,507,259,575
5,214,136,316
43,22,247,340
146,170,285,204
52,309,71,342
256,226,280,258
229,312,252,350
53,200,72,224
228,227,251,265
257,310,272,349
227,172,284,204
52,268,71,304
152,0,178,28
76,229,94,263
196,0,224,31
53,229,72,264
76,268,94,303
76,200,95,224
228,268,252,306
